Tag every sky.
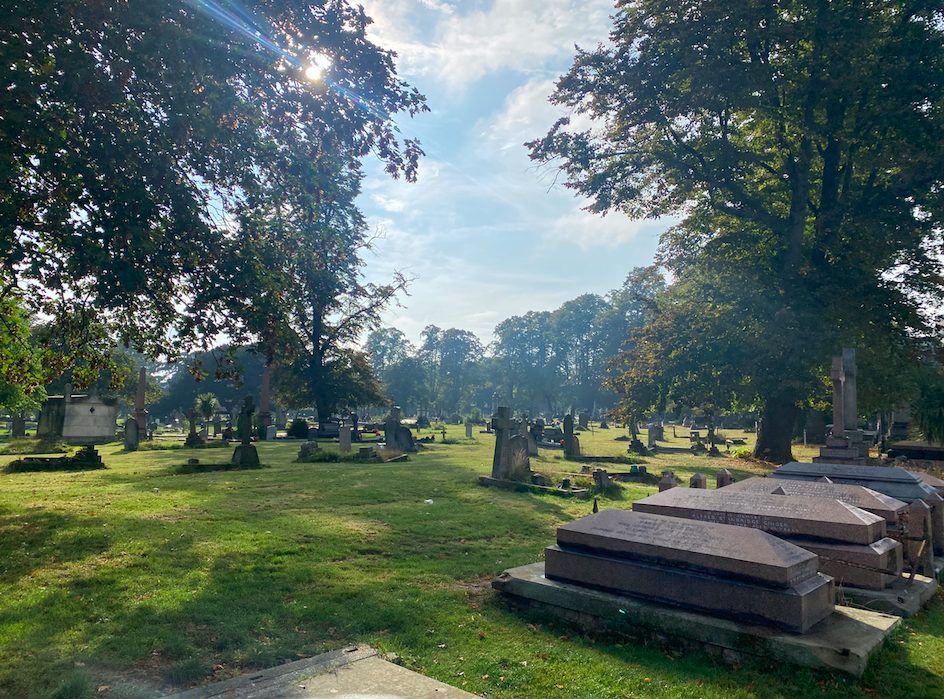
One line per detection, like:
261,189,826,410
354,0,670,346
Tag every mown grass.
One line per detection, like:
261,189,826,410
0,426,940,698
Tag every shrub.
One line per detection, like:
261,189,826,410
287,418,310,439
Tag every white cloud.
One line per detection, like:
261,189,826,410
361,0,613,90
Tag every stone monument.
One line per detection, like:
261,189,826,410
490,407,531,481
184,409,205,447
384,406,416,452
464,419,473,439
814,349,869,464
132,367,149,442
232,396,260,467
258,363,272,440
563,414,580,458
339,423,352,453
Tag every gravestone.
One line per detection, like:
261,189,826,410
200,425,209,441
465,420,473,439
124,417,139,451
265,425,276,441
658,470,678,492
524,422,539,456
384,406,416,452
593,469,613,489
578,412,590,430
563,414,581,458
545,509,834,633
213,414,222,437
689,473,707,489
490,407,530,481
11,413,26,438
715,469,734,488
903,500,935,575
185,410,205,447
339,424,352,452
232,396,260,467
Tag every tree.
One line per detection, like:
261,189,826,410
364,328,414,375
552,294,609,413
1,0,426,384
493,311,560,414
0,296,45,414
383,357,429,415
194,393,220,425
530,0,944,461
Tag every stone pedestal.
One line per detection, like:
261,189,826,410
232,444,260,467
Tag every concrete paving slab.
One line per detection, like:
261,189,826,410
838,574,938,617
164,645,478,699
494,562,901,677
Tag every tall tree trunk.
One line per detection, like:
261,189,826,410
753,393,798,463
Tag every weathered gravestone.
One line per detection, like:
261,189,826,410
658,470,679,492
578,412,590,430
185,410,205,447
633,488,903,591
384,406,416,452
232,396,260,467
715,469,735,488
490,407,531,481
524,421,539,456
544,509,835,632
563,414,580,458
124,417,139,451
339,424,352,453
773,461,944,555
265,425,276,441
61,390,119,445
465,420,473,439
689,473,707,489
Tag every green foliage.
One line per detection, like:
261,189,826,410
531,0,944,462
0,296,45,412
287,418,311,439
50,671,94,699
194,393,220,422
2,0,425,388
913,368,944,443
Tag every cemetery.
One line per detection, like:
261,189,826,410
2,1,944,698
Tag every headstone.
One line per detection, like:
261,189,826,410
384,406,416,452
578,412,589,430
265,425,276,441
200,425,209,440
11,412,26,438
124,417,139,451
185,410,205,447
339,424,352,452
213,414,222,437
491,407,530,481
232,396,260,467
658,470,678,492
465,420,473,439
689,473,707,489
546,509,834,633
902,500,935,575
563,414,581,458
593,469,613,489
715,469,735,488
524,423,539,456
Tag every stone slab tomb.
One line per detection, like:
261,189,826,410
633,488,902,591
543,509,834,633
773,461,944,556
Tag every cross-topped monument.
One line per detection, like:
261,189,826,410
814,348,869,465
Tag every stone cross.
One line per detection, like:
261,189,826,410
490,406,515,479
830,348,858,437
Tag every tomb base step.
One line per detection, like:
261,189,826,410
493,562,900,677
837,574,938,617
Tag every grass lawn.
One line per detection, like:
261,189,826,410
0,425,941,698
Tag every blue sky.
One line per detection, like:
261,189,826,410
355,0,670,345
